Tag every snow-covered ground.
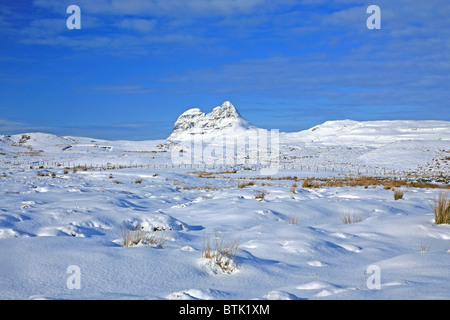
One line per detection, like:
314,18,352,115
0,120,449,300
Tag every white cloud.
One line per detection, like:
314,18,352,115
0,119,49,134
33,0,291,17
117,18,156,33
76,84,155,95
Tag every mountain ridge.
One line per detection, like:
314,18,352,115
168,101,450,146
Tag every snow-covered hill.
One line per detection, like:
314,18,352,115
282,119,450,147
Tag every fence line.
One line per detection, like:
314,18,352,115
1,159,447,181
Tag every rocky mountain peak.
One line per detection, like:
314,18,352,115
168,101,255,140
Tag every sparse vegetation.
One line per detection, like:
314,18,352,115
255,190,267,201
393,189,404,200
290,183,297,193
189,170,237,179
120,223,167,248
302,178,319,188
74,165,90,171
182,185,221,191
419,240,432,253
135,178,143,184
289,214,299,225
243,175,449,189
120,224,139,247
19,134,31,144
433,192,450,225
238,180,255,188
321,176,449,189
202,233,241,273
341,211,364,224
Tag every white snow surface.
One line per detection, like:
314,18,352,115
1,105,450,300
1,167,449,300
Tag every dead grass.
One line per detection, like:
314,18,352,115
189,170,237,179
184,172,447,190
238,180,255,188
433,192,450,225
419,240,432,253
202,233,241,273
302,178,320,188
288,214,299,225
290,183,297,193
120,223,167,247
36,172,49,177
255,190,267,201
393,189,404,200
182,185,221,191
341,211,364,224
73,165,90,171
300,175,449,190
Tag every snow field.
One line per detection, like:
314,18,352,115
0,166,449,299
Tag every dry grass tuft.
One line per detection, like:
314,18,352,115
419,241,431,253
433,192,450,225
341,211,364,224
120,223,167,247
302,178,319,188
288,214,299,225
202,233,241,273
255,190,267,201
238,180,255,188
290,183,297,194
393,189,404,200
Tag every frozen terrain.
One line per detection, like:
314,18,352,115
0,102,449,300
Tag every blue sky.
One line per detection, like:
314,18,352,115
0,0,449,140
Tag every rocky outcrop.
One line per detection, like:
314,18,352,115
168,101,256,140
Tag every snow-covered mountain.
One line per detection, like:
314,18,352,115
168,101,257,141
162,102,450,173
168,101,450,146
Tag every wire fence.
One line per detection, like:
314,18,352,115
1,159,447,181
